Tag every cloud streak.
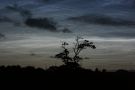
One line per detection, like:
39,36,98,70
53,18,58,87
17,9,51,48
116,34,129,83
0,33,5,39
6,3,32,19
25,17,72,33
0,16,13,23
68,14,135,26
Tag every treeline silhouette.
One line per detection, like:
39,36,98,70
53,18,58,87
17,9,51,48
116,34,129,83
0,64,134,76
0,65,134,89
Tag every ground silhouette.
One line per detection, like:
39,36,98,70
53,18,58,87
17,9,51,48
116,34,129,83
0,37,132,89
0,64,134,89
0,37,134,89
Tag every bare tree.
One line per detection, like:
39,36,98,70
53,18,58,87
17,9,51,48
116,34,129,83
55,36,96,65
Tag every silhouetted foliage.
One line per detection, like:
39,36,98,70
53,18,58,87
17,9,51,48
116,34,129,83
116,69,129,73
25,18,57,32
55,36,96,65
0,65,132,73
95,68,100,72
102,69,107,73
0,65,134,89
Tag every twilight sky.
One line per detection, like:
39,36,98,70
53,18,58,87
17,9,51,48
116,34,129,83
0,0,135,70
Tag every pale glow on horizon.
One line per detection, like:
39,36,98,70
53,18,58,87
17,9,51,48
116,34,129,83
0,35,135,70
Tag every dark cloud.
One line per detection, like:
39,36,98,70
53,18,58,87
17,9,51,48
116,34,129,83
0,16,21,26
25,18,58,32
109,32,135,38
68,14,135,26
61,28,72,33
0,16,12,23
40,0,50,3
0,33,5,39
25,17,72,33
39,0,63,4
6,3,32,19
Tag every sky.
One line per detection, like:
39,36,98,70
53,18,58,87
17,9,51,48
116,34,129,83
0,0,135,70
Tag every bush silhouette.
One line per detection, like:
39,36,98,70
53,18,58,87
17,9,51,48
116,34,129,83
55,36,96,66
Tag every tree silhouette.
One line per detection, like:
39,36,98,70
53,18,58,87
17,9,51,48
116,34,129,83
55,36,96,65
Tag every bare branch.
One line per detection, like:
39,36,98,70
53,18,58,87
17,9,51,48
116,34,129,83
55,36,96,65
